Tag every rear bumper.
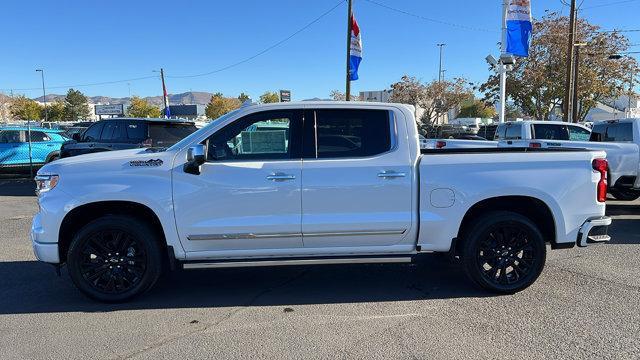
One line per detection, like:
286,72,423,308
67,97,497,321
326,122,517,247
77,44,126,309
577,216,612,247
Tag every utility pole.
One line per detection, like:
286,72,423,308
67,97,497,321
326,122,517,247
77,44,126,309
499,0,508,123
345,0,353,101
571,43,587,123
36,69,48,122
437,43,446,82
563,0,578,122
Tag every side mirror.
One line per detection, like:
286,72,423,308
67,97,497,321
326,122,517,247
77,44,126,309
184,144,206,175
72,133,81,141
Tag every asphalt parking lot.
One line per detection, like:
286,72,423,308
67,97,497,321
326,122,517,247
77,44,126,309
0,178,639,360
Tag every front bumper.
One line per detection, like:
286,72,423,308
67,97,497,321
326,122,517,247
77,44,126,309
577,216,612,248
31,212,60,263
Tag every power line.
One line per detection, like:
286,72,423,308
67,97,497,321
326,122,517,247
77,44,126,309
1,0,345,91
580,0,640,10
363,0,496,33
167,0,345,79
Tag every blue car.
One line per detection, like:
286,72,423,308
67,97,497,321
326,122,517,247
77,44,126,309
0,127,69,172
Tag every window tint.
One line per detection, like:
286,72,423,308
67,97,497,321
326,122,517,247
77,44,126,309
313,109,390,158
0,130,22,143
504,124,521,139
29,131,51,142
532,124,569,140
125,122,148,140
592,122,634,142
83,123,104,141
567,125,591,141
206,111,296,161
149,123,198,147
100,121,123,141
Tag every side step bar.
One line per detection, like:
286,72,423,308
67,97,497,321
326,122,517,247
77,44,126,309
181,256,412,269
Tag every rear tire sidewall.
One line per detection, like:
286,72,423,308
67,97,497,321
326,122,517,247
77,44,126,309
67,215,163,302
462,211,546,294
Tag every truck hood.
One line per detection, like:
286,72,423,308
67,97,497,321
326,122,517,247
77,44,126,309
38,148,177,176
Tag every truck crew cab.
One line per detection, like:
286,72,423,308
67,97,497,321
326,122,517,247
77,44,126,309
32,102,611,302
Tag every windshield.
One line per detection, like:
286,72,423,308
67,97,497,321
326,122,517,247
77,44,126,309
167,109,243,151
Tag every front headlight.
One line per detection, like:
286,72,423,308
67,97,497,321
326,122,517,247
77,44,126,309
35,175,59,195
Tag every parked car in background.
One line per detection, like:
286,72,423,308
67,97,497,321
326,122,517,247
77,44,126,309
60,118,199,158
589,118,640,200
498,120,640,201
62,126,88,140
32,102,611,302
0,127,68,172
478,124,499,140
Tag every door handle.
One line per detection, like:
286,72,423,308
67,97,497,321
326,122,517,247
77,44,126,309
266,173,296,181
377,171,406,179
46,144,54,147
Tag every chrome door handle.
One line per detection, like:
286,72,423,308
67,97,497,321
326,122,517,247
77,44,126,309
377,171,406,179
266,173,296,181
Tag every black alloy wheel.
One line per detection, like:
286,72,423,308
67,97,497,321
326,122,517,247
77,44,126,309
67,215,162,302
462,211,546,294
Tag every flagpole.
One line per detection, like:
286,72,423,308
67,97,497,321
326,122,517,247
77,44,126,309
499,0,508,123
345,0,353,101
160,68,170,119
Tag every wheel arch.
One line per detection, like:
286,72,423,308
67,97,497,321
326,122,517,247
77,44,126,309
58,200,167,264
455,196,558,255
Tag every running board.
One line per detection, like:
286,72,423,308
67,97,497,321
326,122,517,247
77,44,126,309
181,256,412,269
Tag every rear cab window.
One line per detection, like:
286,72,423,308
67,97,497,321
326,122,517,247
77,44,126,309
567,125,591,141
591,122,634,142
504,124,522,140
532,124,569,140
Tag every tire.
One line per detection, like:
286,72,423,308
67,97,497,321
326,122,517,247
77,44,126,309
461,211,546,294
46,153,59,163
67,215,163,302
609,188,640,201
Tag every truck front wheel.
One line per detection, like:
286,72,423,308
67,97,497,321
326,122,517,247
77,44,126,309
461,211,546,294
66,215,163,302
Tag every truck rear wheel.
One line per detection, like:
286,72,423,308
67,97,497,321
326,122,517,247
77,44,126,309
67,215,162,302
461,211,546,294
609,188,640,201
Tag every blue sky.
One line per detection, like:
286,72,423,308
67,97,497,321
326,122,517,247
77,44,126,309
2,0,638,101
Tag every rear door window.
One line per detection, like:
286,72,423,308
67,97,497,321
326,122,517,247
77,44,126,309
504,124,521,140
590,123,634,142
100,121,124,141
125,121,148,141
567,125,591,141
29,131,51,142
82,123,104,141
310,109,391,158
149,123,198,147
532,124,569,140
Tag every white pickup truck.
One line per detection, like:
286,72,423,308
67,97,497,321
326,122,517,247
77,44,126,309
31,102,612,302
496,120,640,201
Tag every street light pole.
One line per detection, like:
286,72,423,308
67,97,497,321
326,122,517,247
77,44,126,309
563,0,578,122
36,69,48,122
437,43,446,82
571,43,587,123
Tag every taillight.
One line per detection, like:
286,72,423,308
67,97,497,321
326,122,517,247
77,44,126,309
142,138,153,147
529,142,541,148
592,158,608,203
435,140,446,149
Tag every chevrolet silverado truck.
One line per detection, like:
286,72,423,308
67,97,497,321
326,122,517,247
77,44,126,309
31,102,612,302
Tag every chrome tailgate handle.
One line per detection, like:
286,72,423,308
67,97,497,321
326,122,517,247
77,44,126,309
378,171,406,179
266,173,296,181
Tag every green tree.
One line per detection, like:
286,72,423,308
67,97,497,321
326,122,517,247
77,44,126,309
205,94,241,119
237,92,250,103
127,96,161,118
44,100,66,121
480,12,639,121
457,100,497,118
9,95,43,120
259,91,280,104
63,88,91,121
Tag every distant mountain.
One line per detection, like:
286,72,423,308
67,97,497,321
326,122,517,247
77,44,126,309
32,91,215,106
